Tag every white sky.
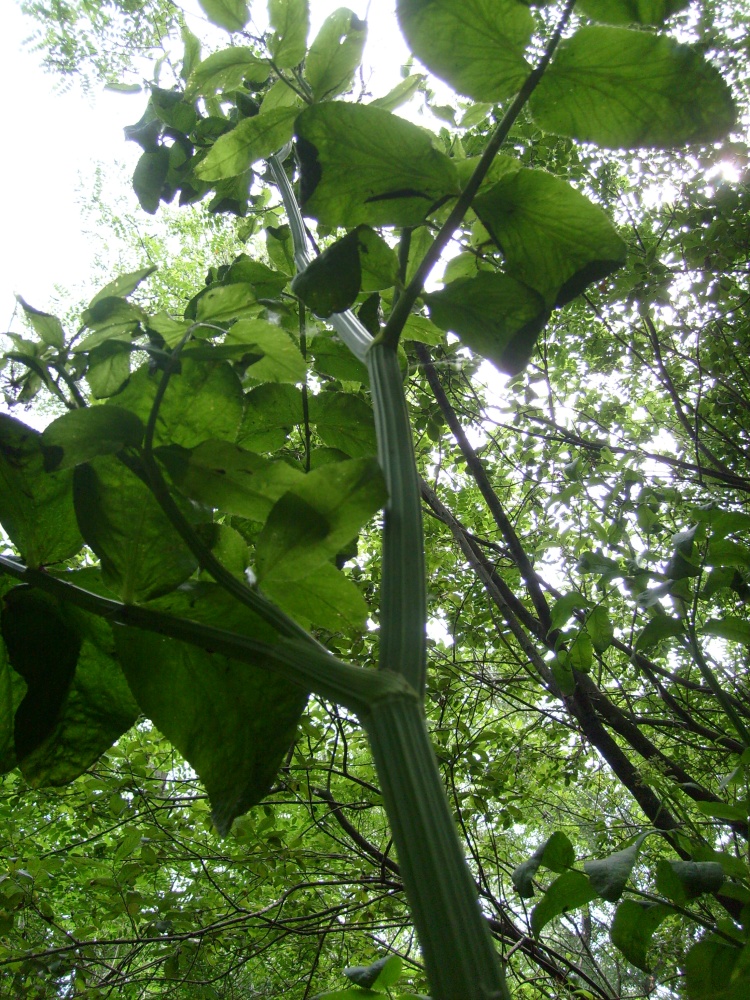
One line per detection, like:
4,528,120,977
0,1,410,331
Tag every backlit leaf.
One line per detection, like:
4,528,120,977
197,0,249,33
268,0,309,68
186,47,269,99
531,871,598,937
41,407,144,471
195,107,298,181
610,899,671,972
577,0,689,25
305,8,367,99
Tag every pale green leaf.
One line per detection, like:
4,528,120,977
195,107,298,180
305,8,367,99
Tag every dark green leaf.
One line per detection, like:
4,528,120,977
89,266,157,308
1,589,80,761
77,297,146,351
397,0,532,101
577,0,689,25
15,296,65,348
195,107,299,181
74,456,198,603
703,617,750,645
512,831,575,897
256,457,387,582
530,27,736,149
309,392,377,457
0,414,82,567
584,838,644,902
635,614,684,652
684,936,750,1000
655,860,725,904
197,0,249,33
41,407,144,472
115,584,308,834
424,273,549,376
292,231,362,317
239,383,304,451
345,954,403,990
305,8,367,99
473,163,627,306
531,871,598,937
610,899,671,972
296,102,459,228
133,147,170,214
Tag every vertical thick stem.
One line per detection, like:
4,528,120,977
362,694,509,1000
368,341,426,696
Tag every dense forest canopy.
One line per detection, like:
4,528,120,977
1,1,750,998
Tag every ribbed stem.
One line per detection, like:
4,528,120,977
367,341,426,696
362,695,509,1000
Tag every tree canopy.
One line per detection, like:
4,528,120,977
2,1,750,998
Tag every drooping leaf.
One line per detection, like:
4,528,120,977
305,8,367,99
635,614,684,652
256,457,387,583
115,583,308,834
424,273,549,375
108,359,244,449
584,837,644,902
73,456,198,603
610,899,672,972
396,0,532,102
268,0,309,67
577,0,689,25
15,296,65,348
133,147,170,214
296,102,460,228
512,831,575,897
530,27,736,149
41,407,144,472
197,0,249,33
473,164,627,306
195,107,299,181
292,230,362,317
586,605,614,652
345,954,403,990
655,860,725,905
15,603,139,786
549,592,588,632
0,415,82,567
0,588,80,761
157,439,303,521
186,47,269,99
531,870,598,937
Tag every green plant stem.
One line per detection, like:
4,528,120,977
367,341,426,695
0,556,405,715
380,0,577,348
362,695,510,1000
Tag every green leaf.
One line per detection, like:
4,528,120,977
530,27,736,149
197,0,249,33
512,831,575,897
584,836,645,902
635,614,684,652
73,456,198,603
309,392,377,457
77,297,146,351
703,617,750,645
256,457,387,583
586,606,614,652
684,937,750,1000
0,415,82,567
655,860,725,904
186,47,269,99
473,164,627,306
14,603,139,786
695,800,748,822
269,0,309,68
239,383,304,451
305,8,367,99
133,147,170,214
577,0,689,25
261,561,369,633
158,440,303,521
109,359,244,449
610,899,671,972
424,273,549,376
15,296,65,348
396,0,532,102
370,74,425,112
225,318,306,383
531,870,598,937
195,107,299,181
345,954,403,990
358,227,399,291
224,255,290,298
89,266,157,308
296,102,459,228
41,407,144,472
194,283,259,323
86,341,132,399
1,589,80,761
115,584,308,834
568,631,593,673
292,230,362,317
